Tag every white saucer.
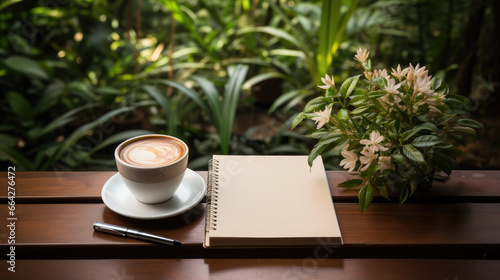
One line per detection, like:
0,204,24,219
101,169,206,220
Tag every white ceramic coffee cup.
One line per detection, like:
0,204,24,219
114,134,188,204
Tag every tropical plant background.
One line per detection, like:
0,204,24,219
1,0,498,171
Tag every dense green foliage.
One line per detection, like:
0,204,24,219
0,0,497,171
294,52,483,212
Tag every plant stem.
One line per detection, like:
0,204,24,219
167,13,176,97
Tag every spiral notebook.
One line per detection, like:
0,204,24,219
203,155,342,248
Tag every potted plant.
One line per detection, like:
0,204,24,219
293,48,483,212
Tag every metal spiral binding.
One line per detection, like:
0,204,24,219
205,159,220,232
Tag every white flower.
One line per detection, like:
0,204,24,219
340,150,358,172
407,63,428,84
359,146,378,172
378,156,393,172
311,106,332,129
373,69,390,81
318,74,335,90
378,94,390,109
360,131,389,152
385,78,401,94
391,64,409,82
355,48,370,63
413,74,433,96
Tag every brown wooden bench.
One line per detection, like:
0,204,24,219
1,171,500,279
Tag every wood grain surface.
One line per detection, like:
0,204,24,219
1,171,499,278
2,170,500,203
2,259,500,280
1,202,499,259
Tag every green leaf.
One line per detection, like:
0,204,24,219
412,135,442,147
430,77,442,90
339,75,361,99
242,72,300,90
333,139,350,152
269,89,304,114
307,134,340,166
337,108,348,120
365,59,372,71
291,112,306,130
284,94,309,112
238,26,305,52
269,49,305,58
155,79,209,113
316,0,359,76
455,118,483,129
191,76,223,132
337,179,363,189
452,126,476,135
379,185,390,201
308,143,326,167
0,145,34,171
444,98,469,112
220,64,249,154
304,96,329,112
417,122,439,132
7,91,34,122
0,0,22,11
305,129,330,139
95,87,122,95
435,144,454,149
403,144,425,163
367,90,386,99
158,0,205,48
325,87,338,98
435,84,449,96
433,152,455,175
450,134,465,146
317,0,341,75
392,119,401,136
143,85,169,112
320,132,342,143
34,81,65,115
391,153,407,166
399,186,409,204
351,105,370,115
159,0,185,23
401,122,438,142
447,94,472,110
373,77,387,89
269,1,313,48
28,103,97,139
40,107,135,170
410,178,418,195
358,182,374,213
3,56,49,79
349,93,366,106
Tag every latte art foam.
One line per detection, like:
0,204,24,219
119,137,185,167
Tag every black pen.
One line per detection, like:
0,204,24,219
93,222,182,246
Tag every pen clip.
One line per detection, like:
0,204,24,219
93,223,127,237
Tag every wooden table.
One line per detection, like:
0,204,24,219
1,170,500,279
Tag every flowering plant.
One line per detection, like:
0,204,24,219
292,48,483,212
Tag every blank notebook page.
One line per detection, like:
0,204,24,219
204,155,342,247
